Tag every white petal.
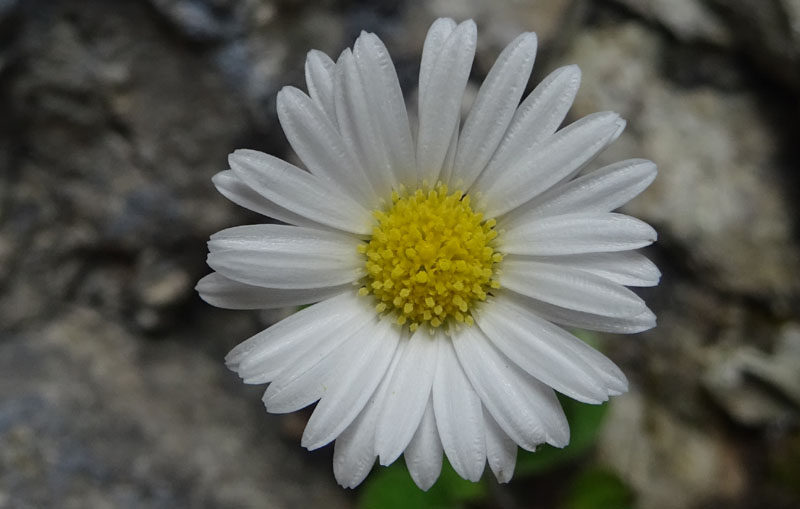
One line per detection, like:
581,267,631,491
433,339,486,482
418,18,457,108
335,49,394,198
483,407,517,483
229,149,372,235
404,397,443,491
494,293,630,395
375,328,439,465
333,412,377,489
196,272,350,310
227,292,372,383
305,50,337,122
516,252,661,287
475,295,622,403
500,213,657,256
302,318,401,450
453,325,569,449
207,224,363,289
486,65,581,176
477,112,623,218
354,32,417,188
454,32,538,189
439,119,459,187
212,170,321,229
417,20,476,184
501,159,657,229
498,258,648,318
510,292,657,334
262,316,370,413
277,86,376,205
563,342,628,396
333,336,408,489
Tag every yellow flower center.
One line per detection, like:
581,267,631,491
357,184,502,333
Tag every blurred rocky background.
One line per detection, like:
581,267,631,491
1,0,799,508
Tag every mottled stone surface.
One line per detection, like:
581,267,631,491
564,22,800,307
0,308,350,509
610,0,800,90
610,0,732,45
597,391,747,509
558,11,800,507
708,0,800,90
1,0,800,508
0,0,352,507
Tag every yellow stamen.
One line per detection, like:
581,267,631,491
357,183,502,331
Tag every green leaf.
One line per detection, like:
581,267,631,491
564,468,633,509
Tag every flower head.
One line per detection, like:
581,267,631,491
198,18,659,490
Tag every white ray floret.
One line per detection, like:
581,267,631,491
198,17,659,491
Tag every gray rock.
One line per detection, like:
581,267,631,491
0,0,246,329
563,23,800,307
561,22,800,507
597,391,747,509
2,0,800,506
609,0,732,45
147,0,250,42
0,2,360,506
704,323,800,427
607,0,800,92
210,6,346,131
132,250,194,332
708,0,800,90
0,0,17,16
402,0,582,75
0,308,351,509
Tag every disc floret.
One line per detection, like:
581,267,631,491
358,184,502,332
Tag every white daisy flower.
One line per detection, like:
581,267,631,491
197,18,659,490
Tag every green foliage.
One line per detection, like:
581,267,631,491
768,430,800,497
563,468,633,509
359,459,487,509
